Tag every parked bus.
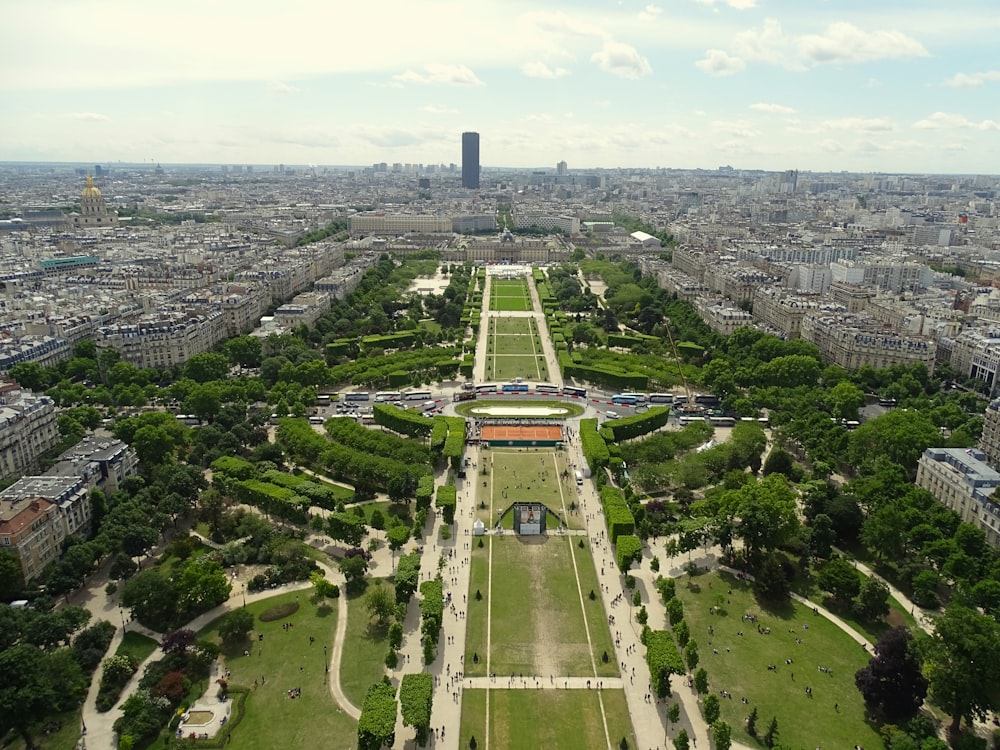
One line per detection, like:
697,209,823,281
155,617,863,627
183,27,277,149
502,383,529,393
679,415,707,426
344,392,370,402
453,391,477,402
316,394,333,406
375,391,402,402
649,393,674,404
619,392,647,403
534,383,559,394
611,394,639,406
694,394,721,407
308,416,325,425
709,416,736,427
405,390,433,401
476,383,498,393
574,470,583,485
563,386,587,398
176,414,202,426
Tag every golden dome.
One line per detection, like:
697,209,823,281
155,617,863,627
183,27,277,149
82,175,102,198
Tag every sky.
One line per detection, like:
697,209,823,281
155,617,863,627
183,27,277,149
3,0,1000,174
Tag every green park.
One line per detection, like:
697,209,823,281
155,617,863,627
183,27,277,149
4,254,1000,750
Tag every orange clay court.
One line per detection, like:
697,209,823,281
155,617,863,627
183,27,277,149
481,425,563,441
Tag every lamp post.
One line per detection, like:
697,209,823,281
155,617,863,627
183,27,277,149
119,608,127,633
242,584,247,608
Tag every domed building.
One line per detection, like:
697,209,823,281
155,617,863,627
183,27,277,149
71,175,118,229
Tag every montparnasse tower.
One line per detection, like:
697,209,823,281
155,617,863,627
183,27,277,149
72,175,118,229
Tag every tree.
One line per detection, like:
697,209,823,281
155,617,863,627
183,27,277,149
855,626,927,722
712,721,732,750
809,514,836,560
0,643,83,749
848,410,941,475
183,352,229,383
310,571,340,601
327,512,366,547
763,716,779,748
722,474,799,564
357,677,397,750
817,556,861,603
0,548,24,601
753,553,790,602
703,693,721,724
161,629,196,655
673,729,689,750
219,608,255,644
131,424,176,467
667,702,680,726
176,557,230,619
693,667,708,694
122,568,178,630
399,673,433,746
9,361,50,392
827,380,865,421
365,582,395,626
918,605,1000,735
339,551,369,592
386,524,410,555
854,576,890,622
746,706,758,737
684,639,699,671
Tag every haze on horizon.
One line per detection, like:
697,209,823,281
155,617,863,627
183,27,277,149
3,0,999,174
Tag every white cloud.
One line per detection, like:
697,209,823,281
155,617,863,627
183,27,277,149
591,40,652,79
638,4,663,21
730,19,927,71
693,0,757,8
422,105,457,114
392,63,484,86
695,49,745,76
750,102,796,115
521,9,607,39
797,22,928,65
267,81,299,95
521,62,570,79
944,71,1000,88
63,112,110,122
914,112,1000,131
821,117,895,132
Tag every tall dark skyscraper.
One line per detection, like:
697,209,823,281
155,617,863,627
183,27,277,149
462,131,480,189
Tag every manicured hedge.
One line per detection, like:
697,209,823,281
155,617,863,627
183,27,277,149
643,628,684,698
373,403,435,439
604,406,671,442
324,416,430,465
357,679,398,750
399,673,433,745
395,553,421,604
615,534,642,571
210,455,256,480
234,479,309,523
435,484,457,524
439,416,466,467
415,475,435,511
600,486,635,543
580,418,611,471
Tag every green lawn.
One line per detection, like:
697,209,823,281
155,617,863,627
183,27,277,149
350,500,413,529
456,399,585,420
5,708,82,750
674,569,883,750
492,333,540,355
340,582,392,707
116,630,159,663
488,354,547,381
459,688,637,750
490,317,535,336
489,296,533,312
198,591,356,750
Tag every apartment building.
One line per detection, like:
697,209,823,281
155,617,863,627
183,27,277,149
0,384,60,480
915,447,1000,550
695,298,754,336
274,291,332,329
947,329,1000,396
96,307,228,369
349,213,452,235
978,398,1000,469
513,214,581,235
800,313,936,371
47,435,138,495
0,475,91,581
751,289,824,339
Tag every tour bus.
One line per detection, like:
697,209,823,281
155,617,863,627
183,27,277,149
176,414,202,426
534,383,559,394
316,394,333,406
502,382,530,393
709,415,736,427
563,386,587,398
611,394,640,406
476,383,498,394
694,394,721,407
405,390,433,401
308,416,325,425
575,470,583,485
619,392,647,403
453,391,477,402
344,392,370,402
649,393,674,404
679,414,707,426
375,391,402,402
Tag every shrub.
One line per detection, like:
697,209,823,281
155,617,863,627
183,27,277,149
258,602,300,622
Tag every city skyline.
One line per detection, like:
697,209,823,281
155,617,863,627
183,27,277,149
3,0,1000,174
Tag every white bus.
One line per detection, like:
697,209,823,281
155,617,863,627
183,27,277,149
649,393,674,404
575,470,583,485
375,391,402,402
406,390,433,401
534,383,559,394
619,392,647,403
344,392,370,402
476,383,498,394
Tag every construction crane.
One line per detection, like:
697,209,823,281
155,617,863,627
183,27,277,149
663,318,698,414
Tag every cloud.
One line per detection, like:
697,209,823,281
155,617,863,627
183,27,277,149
638,4,663,21
693,0,757,8
944,71,1000,88
750,102,796,115
820,117,895,132
422,105,458,114
913,112,1000,131
797,22,928,64
730,19,927,71
267,80,299,95
63,112,110,122
695,49,745,76
591,40,652,79
362,128,437,148
521,10,607,39
521,62,569,79
393,63,483,86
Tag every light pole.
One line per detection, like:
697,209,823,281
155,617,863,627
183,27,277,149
119,608,127,633
242,584,247,608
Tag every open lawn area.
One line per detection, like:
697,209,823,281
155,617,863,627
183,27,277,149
340,581,392,707
674,568,883,750
464,534,617,678
476,448,583,530
116,630,159,663
490,317,536,336
488,280,533,313
485,316,548,381
459,688,636,750
198,591,356,750
490,296,533,312
488,354,548,382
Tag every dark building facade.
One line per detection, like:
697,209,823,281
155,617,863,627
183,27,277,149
462,131,480,189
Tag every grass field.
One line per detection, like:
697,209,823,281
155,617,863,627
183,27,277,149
198,590,357,750
459,688,637,750
674,569,883,750
490,297,533,311
485,317,548,381
340,582,392,707
476,448,582,530
117,630,159,663
489,279,533,314
454,399,585,419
